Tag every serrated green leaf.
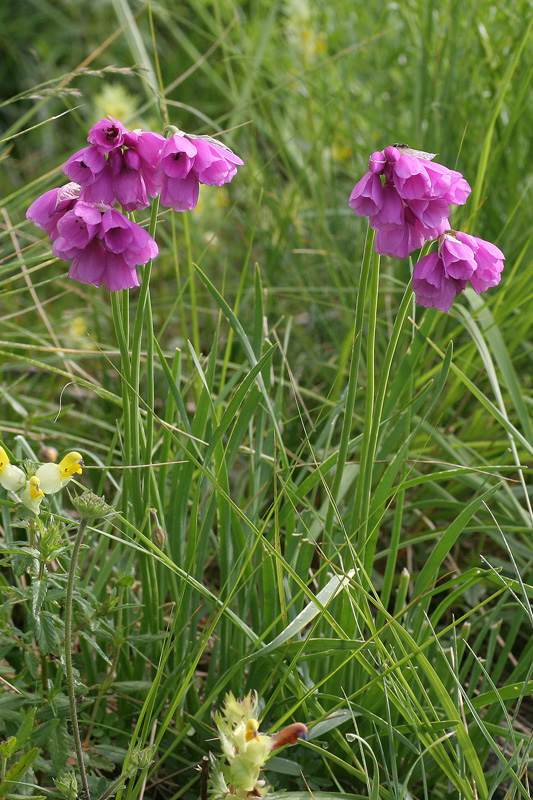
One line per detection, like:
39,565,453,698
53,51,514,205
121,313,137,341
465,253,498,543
31,578,48,617
47,718,70,775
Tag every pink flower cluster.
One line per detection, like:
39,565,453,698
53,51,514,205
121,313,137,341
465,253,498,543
26,117,243,291
27,184,157,290
412,231,505,312
349,145,504,311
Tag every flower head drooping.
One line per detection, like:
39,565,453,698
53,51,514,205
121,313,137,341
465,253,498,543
29,188,158,291
26,183,81,238
35,452,84,494
349,145,471,259
412,231,505,311
0,447,26,492
157,129,244,213
21,476,45,515
28,117,243,290
63,118,166,212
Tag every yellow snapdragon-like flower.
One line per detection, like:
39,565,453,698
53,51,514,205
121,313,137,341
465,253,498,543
209,692,308,800
35,451,84,494
0,446,26,492
21,476,45,515
211,693,271,798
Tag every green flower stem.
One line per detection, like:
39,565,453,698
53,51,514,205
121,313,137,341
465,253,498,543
97,772,128,800
355,277,414,575
323,225,375,543
64,518,91,800
349,246,380,558
183,212,200,357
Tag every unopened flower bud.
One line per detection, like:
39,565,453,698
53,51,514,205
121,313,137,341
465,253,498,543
152,526,167,549
39,446,59,463
70,491,113,521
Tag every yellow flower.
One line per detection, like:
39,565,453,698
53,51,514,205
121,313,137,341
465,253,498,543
21,476,45,515
0,447,26,492
35,452,84,494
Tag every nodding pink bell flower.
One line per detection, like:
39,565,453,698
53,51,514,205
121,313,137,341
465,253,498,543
157,134,199,211
108,148,149,212
68,240,141,292
133,130,166,197
408,197,450,231
157,132,243,211
349,172,384,217
368,183,405,230
87,116,129,152
99,209,158,266
192,138,244,186
52,201,102,260
412,251,466,312
374,218,427,259
66,208,158,292
160,170,200,212
412,231,505,311
63,146,107,186
26,183,80,238
349,144,471,259
159,134,197,179
27,187,158,291
454,231,505,293
439,233,477,281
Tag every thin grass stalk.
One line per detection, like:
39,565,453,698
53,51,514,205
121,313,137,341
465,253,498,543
64,518,91,800
323,225,375,542
111,291,133,515
358,279,414,576
182,212,200,356
351,248,380,562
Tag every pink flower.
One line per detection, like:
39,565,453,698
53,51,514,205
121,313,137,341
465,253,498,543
157,132,243,212
63,205,157,292
412,251,466,312
63,146,107,186
455,232,505,293
412,231,505,311
52,201,102,260
133,131,166,197
99,209,158,266
349,144,471,259
68,240,141,291
192,138,244,186
26,183,80,238
369,183,405,230
374,216,427,259
349,172,384,217
108,149,149,212
87,116,129,152
26,186,158,291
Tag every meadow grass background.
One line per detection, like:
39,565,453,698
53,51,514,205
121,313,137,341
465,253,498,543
1,0,533,798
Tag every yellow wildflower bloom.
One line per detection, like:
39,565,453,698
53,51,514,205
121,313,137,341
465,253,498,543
35,452,84,494
21,476,45,515
0,446,26,492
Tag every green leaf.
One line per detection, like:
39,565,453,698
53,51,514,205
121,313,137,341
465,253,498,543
0,747,39,798
0,737,17,758
255,570,355,658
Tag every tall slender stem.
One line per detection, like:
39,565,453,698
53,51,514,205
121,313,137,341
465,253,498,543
324,226,375,543
64,518,91,800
